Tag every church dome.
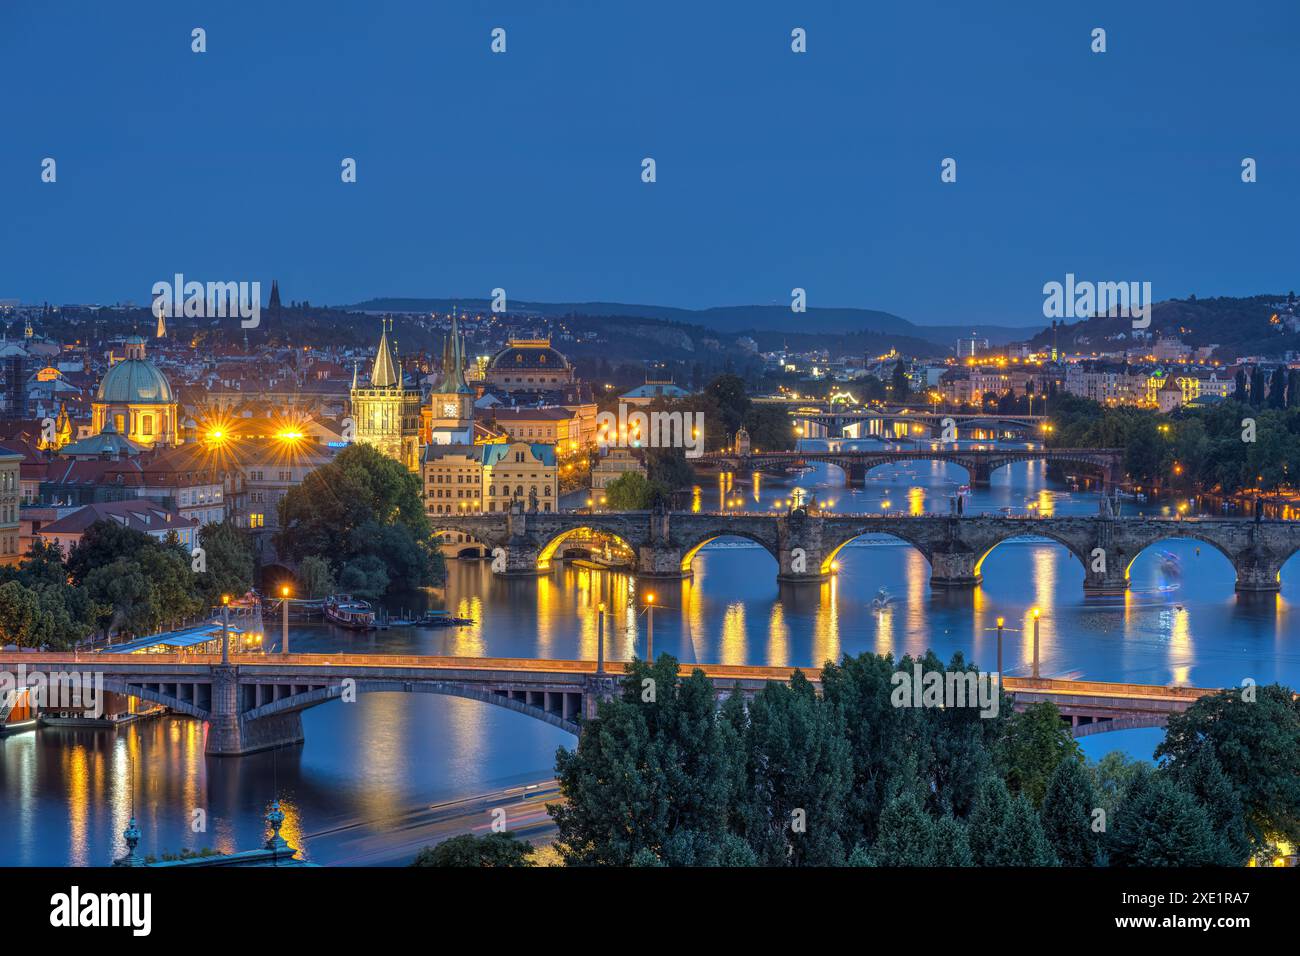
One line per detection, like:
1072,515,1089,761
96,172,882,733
487,339,571,372
96,357,174,404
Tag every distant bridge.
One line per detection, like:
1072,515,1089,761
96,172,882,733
0,651,1219,755
431,509,1300,594
784,406,1049,439
695,447,1123,489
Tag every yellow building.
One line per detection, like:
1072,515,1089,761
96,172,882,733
490,406,583,445
482,441,558,513
91,335,179,447
350,320,421,471
0,451,20,566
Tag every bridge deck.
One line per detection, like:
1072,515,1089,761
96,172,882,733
0,653,1216,701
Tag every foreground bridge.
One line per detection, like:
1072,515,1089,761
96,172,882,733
696,447,1123,489
432,509,1300,594
0,652,1218,755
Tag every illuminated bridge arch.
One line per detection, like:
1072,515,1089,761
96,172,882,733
536,525,640,572
1121,534,1241,583
971,530,1092,580
679,529,780,574
819,528,936,575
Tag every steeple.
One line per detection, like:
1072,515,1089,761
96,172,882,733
369,318,399,388
435,307,472,394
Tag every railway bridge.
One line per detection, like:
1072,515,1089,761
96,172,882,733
431,508,1300,594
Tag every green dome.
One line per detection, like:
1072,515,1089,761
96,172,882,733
96,358,174,404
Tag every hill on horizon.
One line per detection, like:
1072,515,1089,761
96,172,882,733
348,296,1040,347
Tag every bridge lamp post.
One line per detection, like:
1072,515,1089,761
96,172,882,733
1031,607,1041,679
220,594,231,664
280,585,290,655
996,617,1004,677
596,601,606,674
644,592,656,662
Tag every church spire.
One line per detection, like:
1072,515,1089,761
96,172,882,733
369,318,399,388
435,307,472,394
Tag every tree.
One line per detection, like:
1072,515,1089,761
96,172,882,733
932,814,976,866
736,671,852,866
890,361,911,401
998,701,1081,807
1171,747,1249,865
643,448,695,491
277,443,437,594
1040,756,1101,866
1269,365,1288,409
550,657,743,866
1107,772,1224,866
193,521,254,606
409,832,534,867
871,792,937,866
603,471,669,510
297,555,336,599
1155,685,1300,852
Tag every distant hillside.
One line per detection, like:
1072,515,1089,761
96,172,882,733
349,297,1038,347
1025,294,1298,360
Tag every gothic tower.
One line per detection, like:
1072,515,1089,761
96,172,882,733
429,308,475,445
350,318,421,470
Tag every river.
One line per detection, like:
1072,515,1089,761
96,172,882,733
3,440,1297,865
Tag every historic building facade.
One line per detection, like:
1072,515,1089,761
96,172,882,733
484,337,575,393
350,320,421,471
91,335,179,448
429,310,475,445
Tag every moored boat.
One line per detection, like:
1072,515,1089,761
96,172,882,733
323,595,377,630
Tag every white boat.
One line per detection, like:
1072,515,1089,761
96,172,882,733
870,588,893,612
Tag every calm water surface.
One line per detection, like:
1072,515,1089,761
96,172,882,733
4,442,1297,865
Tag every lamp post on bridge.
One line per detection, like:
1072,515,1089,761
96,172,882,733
644,595,655,660
984,616,1020,680
596,601,606,675
280,585,290,655
1031,607,1041,679
220,594,231,664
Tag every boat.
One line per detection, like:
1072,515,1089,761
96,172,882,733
1158,550,1182,577
417,610,476,628
322,595,377,630
870,587,893,612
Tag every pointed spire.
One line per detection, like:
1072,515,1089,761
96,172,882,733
369,318,398,388
434,308,472,394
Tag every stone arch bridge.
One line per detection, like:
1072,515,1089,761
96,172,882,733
0,652,1220,755
696,448,1124,489
432,508,1300,594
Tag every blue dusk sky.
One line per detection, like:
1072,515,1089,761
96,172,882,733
2,0,1296,325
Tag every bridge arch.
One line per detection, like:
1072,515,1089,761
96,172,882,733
242,681,583,735
971,529,1092,580
819,528,935,575
1121,533,1242,587
98,678,210,720
679,529,780,573
536,525,640,572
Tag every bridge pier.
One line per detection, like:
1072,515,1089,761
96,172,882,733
968,463,992,487
1234,551,1282,593
636,546,691,580
845,462,867,488
928,546,980,588
206,666,305,756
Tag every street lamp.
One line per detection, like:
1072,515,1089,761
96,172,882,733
220,594,231,664
644,592,656,662
1031,607,1041,679
280,584,291,655
596,601,606,674
996,617,1004,677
